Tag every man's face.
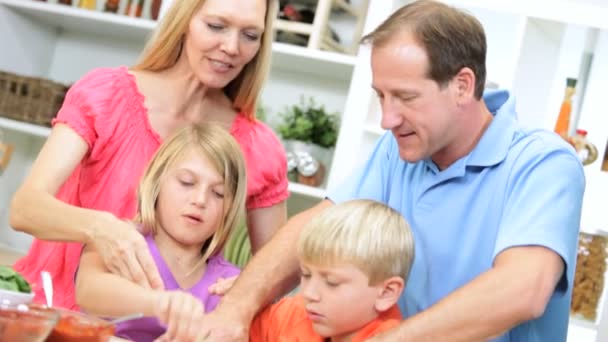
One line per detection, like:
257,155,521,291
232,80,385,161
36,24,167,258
371,31,460,165
300,262,381,340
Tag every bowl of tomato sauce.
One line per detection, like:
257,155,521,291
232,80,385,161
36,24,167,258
44,307,116,342
0,303,59,342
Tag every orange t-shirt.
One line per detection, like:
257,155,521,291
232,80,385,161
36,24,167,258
249,296,402,342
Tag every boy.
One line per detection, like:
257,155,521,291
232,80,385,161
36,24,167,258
249,199,415,341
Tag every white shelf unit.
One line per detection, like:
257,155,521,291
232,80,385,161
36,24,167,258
0,117,51,138
0,0,366,253
274,0,369,55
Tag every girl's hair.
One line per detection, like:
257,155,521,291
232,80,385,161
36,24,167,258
298,199,415,285
132,0,278,118
135,123,247,263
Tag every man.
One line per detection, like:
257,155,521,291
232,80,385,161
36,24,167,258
201,1,585,341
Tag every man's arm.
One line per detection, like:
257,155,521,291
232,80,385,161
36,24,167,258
200,199,334,340
370,245,563,341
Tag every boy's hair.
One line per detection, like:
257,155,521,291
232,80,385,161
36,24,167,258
362,0,487,99
135,123,247,263
298,200,415,285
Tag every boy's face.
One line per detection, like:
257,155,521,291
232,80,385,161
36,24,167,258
300,261,382,340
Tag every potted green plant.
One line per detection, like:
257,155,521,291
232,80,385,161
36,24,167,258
277,96,339,187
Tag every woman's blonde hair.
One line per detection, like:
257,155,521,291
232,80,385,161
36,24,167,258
132,0,278,118
298,199,415,285
135,123,247,263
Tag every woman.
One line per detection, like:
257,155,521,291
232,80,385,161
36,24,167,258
9,0,287,310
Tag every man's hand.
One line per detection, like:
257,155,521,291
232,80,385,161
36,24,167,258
195,304,250,342
92,218,164,290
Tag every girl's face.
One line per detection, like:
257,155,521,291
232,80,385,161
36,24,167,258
156,148,226,249
182,0,266,88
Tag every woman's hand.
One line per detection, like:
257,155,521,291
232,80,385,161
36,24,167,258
92,218,164,290
207,275,238,296
153,291,206,342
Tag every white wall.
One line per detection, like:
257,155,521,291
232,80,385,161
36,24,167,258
48,31,144,83
0,6,56,77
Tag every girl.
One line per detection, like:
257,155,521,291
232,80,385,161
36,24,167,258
76,123,247,342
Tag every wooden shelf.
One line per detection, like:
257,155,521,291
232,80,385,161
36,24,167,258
0,117,51,138
288,181,326,199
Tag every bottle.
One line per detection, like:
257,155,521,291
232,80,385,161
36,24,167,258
554,78,577,140
571,129,598,166
104,0,119,13
78,0,96,10
124,0,144,18
58,0,72,5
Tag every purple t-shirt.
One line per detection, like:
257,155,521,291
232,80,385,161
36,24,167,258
115,235,241,341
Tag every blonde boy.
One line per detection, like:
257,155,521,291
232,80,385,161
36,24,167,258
249,199,414,341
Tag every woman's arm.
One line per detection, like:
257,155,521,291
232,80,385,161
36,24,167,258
76,243,157,317
10,124,104,242
247,201,287,254
10,124,163,290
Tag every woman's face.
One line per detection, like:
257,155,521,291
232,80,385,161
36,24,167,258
183,0,267,89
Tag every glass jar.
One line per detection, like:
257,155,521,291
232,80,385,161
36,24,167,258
571,232,608,321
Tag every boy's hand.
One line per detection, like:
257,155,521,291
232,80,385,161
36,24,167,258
153,291,205,342
208,275,238,296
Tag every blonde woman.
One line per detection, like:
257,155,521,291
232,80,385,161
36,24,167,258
77,124,248,342
10,0,286,310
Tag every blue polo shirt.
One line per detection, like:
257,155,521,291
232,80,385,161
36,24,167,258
328,90,585,341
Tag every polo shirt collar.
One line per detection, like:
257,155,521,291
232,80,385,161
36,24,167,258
466,89,516,167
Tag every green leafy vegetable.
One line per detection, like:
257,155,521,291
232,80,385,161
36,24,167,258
0,265,31,293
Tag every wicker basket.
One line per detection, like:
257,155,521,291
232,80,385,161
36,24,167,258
0,71,69,127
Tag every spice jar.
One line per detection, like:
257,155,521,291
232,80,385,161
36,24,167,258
104,0,119,13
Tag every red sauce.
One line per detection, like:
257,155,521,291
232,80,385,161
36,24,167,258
45,310,115,342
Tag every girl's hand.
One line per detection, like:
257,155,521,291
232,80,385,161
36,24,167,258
92,217,164,290
154,291,206,342
207,275,238,296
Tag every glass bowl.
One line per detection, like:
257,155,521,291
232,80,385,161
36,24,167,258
0,303,59,342
43,307,116,342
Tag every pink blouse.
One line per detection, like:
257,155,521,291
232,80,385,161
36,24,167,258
13,67,288,309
